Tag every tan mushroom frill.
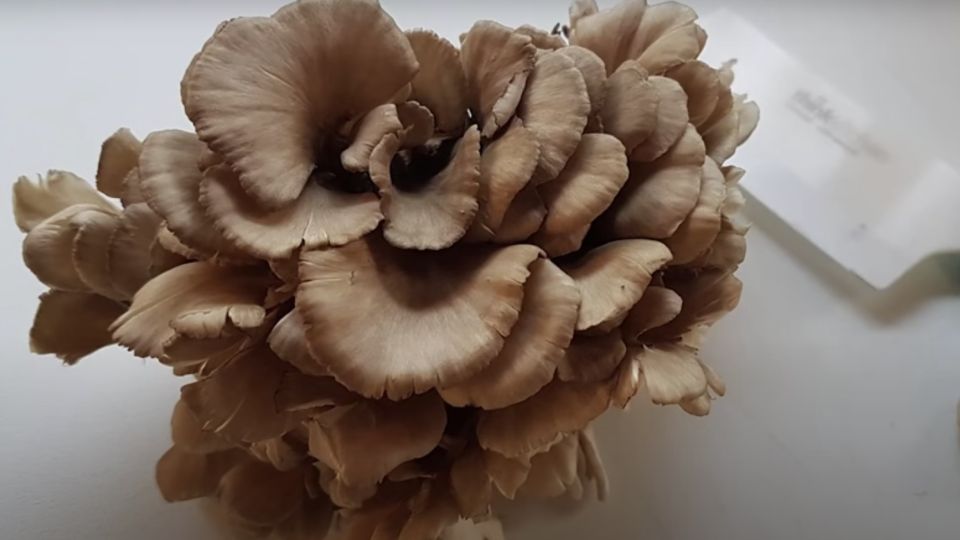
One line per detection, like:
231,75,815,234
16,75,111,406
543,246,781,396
12,0,758,537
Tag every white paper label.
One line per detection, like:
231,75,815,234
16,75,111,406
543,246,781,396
700,11,960,289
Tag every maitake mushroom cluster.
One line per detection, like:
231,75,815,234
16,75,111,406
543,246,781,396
12,0,758,537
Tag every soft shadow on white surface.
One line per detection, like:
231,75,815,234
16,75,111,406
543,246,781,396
744,192,960,324
1,1,958,540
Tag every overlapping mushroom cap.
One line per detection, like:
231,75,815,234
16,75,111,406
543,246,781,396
12,0,758,538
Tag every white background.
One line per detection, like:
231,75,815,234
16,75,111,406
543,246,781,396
1,1,958,539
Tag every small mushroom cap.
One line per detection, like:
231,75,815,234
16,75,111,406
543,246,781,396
298,238,541,400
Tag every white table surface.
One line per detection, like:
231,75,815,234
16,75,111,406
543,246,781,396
2,1,958,539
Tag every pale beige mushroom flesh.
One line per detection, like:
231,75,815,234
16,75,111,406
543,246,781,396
10,0,759,537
